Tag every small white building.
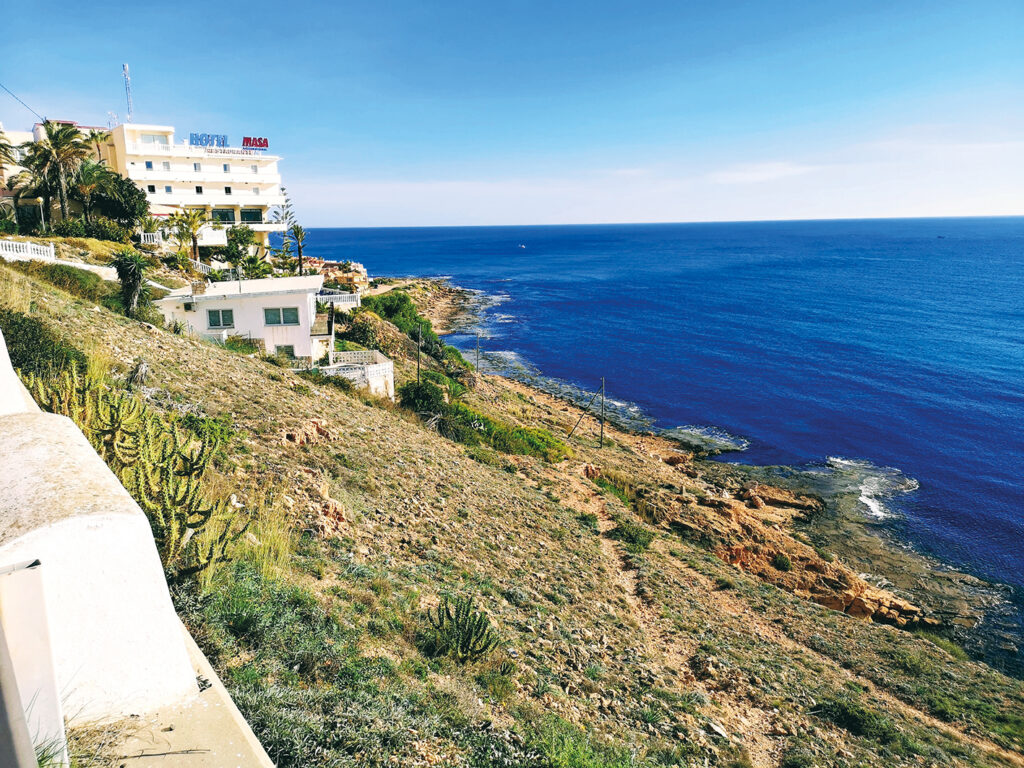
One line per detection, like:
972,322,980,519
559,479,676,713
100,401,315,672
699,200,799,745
155,275,357,362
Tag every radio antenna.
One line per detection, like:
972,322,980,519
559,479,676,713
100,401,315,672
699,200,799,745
122,64,134,123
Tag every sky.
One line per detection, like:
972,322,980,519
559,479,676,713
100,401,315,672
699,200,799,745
2,0,1022,226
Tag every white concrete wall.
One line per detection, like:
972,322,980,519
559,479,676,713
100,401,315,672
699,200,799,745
0,413,198,723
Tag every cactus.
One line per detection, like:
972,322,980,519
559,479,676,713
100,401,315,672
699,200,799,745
20,369,245,582
422,595,500,662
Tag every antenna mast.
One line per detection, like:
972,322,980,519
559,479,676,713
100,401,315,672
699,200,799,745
122,64,134,123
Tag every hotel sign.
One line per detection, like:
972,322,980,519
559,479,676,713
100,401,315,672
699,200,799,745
242,136,269,150
189,132,228,147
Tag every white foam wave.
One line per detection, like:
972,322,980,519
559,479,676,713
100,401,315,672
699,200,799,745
825,457,920,518
662,425,750,454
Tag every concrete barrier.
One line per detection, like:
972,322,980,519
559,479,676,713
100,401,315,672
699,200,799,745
0,326,273,765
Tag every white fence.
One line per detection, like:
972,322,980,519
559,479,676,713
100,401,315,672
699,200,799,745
189,258,212,275
318,350,395,399
317,290,361,310
140,232,164,245
0,240,56,261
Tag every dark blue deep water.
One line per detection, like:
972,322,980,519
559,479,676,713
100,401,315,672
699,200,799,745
304,218,1024,593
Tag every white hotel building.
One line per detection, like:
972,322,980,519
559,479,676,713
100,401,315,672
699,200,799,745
98,123,287,248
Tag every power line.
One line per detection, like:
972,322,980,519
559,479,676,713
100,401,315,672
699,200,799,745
0,80,44,122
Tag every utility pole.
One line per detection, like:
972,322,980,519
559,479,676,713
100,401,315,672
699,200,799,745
416,324,422,383
599,377,606,448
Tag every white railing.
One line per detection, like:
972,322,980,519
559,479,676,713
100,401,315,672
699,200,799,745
0,239,55,261
189,259,211,275
317,290,361,309
140,232,163,245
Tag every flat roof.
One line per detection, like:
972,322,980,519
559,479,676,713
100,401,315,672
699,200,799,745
159,275,324,303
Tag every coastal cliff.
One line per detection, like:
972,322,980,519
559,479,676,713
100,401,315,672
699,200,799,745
2,262,1022,768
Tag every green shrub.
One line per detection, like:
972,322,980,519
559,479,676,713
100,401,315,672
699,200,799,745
85,216,131,243
914,631,968,660
224,334,260,354
577,512,599,534
299,368,354,393
771,553,792,572
418,595,499,662
0,219,17,235
607,518,654,554
398,380,446,413
0,309,86,377
594,476,631,505
52,218,87,237
813,695,910,750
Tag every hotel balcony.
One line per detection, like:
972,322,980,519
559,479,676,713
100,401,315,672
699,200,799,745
129,168,283,186
146,190,287,207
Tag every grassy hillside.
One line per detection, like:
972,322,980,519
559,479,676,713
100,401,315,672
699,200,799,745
2,262,1022,768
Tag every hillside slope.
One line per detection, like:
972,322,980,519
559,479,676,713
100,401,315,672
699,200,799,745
2,262,1022,768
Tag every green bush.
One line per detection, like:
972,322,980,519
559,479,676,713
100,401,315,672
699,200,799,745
298,368,354,393
813,695,912,750
78,216,131,243
0,309,86,377
418,595,499,662
398,380,446,413
0,220,17,235
771,553,793,572
52,218,87,237
608,518,654,554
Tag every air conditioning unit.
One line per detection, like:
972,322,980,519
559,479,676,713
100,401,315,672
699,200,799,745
183,302,195,312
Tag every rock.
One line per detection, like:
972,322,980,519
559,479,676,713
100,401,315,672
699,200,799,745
583,464,601,480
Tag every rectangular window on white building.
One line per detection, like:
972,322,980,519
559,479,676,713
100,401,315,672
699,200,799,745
225,186,232,195
164,185,172,194
147,185,156,193
275,345,295,358
194,162,202,172
145,161,153,170
253,188,260,196
250,165,258,174
223,163,230,173
264,307,300,326
195,185,203,194
162,161,170,171
208,309,234,328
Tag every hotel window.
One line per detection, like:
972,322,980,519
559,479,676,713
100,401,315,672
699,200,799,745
207,309,234,329
275,345,295,358
140,133,169,145
250,165,258,174
147,185,156,193
162,161,170,171
145,161,153,170
193,162,202,172
211,209,235,223
223,163,230,173
264,307,300,326
253,187,260,196
240,208,263,223
225,186,232,195
164,185,172,194
195,185,203,194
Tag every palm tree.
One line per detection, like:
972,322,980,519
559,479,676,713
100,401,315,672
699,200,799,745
112,246,149,317
289,223,307,276
21,122,90,221
0,134,17,180
166,208,212,261
85,129,110,162
72,160,116,222
241,252,271,279
6,170,47,231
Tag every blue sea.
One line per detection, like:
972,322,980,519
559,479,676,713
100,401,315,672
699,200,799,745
304,218,1024,599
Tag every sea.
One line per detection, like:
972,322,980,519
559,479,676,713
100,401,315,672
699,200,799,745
303,218,1024,626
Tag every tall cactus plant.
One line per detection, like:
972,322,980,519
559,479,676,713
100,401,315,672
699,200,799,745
21,368,243,581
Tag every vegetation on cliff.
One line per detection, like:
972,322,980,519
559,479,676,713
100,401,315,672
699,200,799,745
1,262,1022,768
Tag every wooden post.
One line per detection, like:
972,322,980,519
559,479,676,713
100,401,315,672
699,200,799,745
599,377,605,448
567,387,600,439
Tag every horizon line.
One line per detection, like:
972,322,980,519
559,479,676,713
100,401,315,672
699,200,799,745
300,213,1024,230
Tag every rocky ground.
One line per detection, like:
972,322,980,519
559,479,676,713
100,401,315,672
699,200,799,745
4,261,1023,767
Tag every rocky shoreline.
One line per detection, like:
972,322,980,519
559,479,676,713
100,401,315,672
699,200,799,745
407,276,1022,676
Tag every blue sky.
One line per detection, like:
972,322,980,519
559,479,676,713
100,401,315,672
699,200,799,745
3,0,1022,225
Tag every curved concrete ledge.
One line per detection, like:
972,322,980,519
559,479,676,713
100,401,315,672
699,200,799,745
0,412,197,721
